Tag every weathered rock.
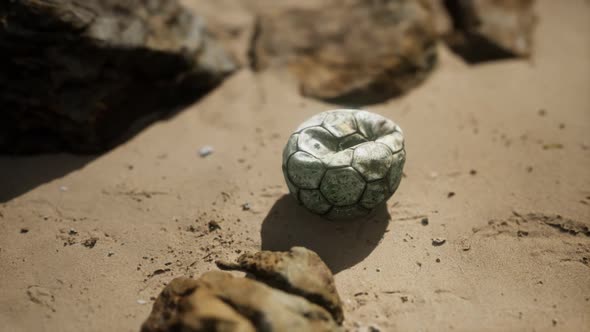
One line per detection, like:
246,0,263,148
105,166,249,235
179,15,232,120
142,248,344,332
250,0,438,104
443,0,536,63
217,246,344,323
0,0,236,153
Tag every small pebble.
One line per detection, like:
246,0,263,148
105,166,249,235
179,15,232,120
137,299,147,305
241,202,251,211
432,238,446,246
198,145,214,157
421,218,429,226
469,169,477,175
435,258,441,263
447,192,455,198
59,185,69,192
20,228,29,234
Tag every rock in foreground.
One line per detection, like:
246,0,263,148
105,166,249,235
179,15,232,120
250,0,438,104
141,247,343,332
0,0,236,153
443,0,536,62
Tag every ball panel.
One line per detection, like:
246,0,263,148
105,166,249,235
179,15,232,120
352,142,393,181
338,133,368,150
354,110,396,140
360,179,391,209
299,189,332,214
282,133,299,167
387,150,406,193
320,167,366,206
322,110,357,138
295,113,327,132
287,151,326,189
376,131,404,154
322,149,353,168
283,167,300,200
298,126,338,158
325,205,370,220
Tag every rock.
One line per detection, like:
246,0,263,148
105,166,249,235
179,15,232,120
142,248,344,332
442,0,536,63
0,0,236,153
217,246,344,323
250,0,438,104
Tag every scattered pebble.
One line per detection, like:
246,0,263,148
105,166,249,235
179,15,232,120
137,299,147,305
82,237,98,248
552,319,557,326
400,296,408,303
241,202,251,211
68,228,78,235
558,123,565,129
435,258,441,263
432,238,446,246
421,217,429,226
198,145,214,157
526,166,533,173
107,251,115,257
538,109,547,116
469,169,477,175
447,192,455,198
208,220,221,232
59,185,69,192
20,228,29,234
517,230,529,237
376,268,381,272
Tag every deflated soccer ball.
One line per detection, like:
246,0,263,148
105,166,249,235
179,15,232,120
282,109,405,220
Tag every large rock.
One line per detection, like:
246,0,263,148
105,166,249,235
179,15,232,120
0,0,236,153
217,246,344,323
443,0,536,63
142,247,343,332
249,0,438,104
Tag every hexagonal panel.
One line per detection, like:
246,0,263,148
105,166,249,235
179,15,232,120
320,167,366,206
352,142,393,181
299,189,332,214
354,110,396,140
283,167,299,200
282,133,299,167
322,110,357,138
339,133,368,150
298,126,338,158
322,149,353,168
325,205,370,220
360,179,391,209
387,150,406,193
376,131,404,153
287,151,326,189
295,113,327,132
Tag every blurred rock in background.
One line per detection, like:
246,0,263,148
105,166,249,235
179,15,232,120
0,0,236,153
442,0,536,63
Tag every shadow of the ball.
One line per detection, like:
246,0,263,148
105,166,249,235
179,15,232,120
260,195,391,274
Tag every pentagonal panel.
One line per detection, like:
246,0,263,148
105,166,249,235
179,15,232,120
360,179,391,209
282,133,299,167
320,167,366,206
283,167,299,200
299,189,332,214
322,110,357,138
354,110,396,140
322,149,353,168
326,205,370,220
339,133,368,150
352,142,393,181
287,151,325,189
298,126,338,158
376,131,404,153
387,150,406,193
295,113,327,132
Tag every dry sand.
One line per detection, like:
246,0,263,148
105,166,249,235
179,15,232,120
1,0,589,331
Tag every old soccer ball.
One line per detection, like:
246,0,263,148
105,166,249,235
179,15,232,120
282,109,405,220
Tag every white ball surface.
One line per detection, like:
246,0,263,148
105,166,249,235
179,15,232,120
282,109,405,220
